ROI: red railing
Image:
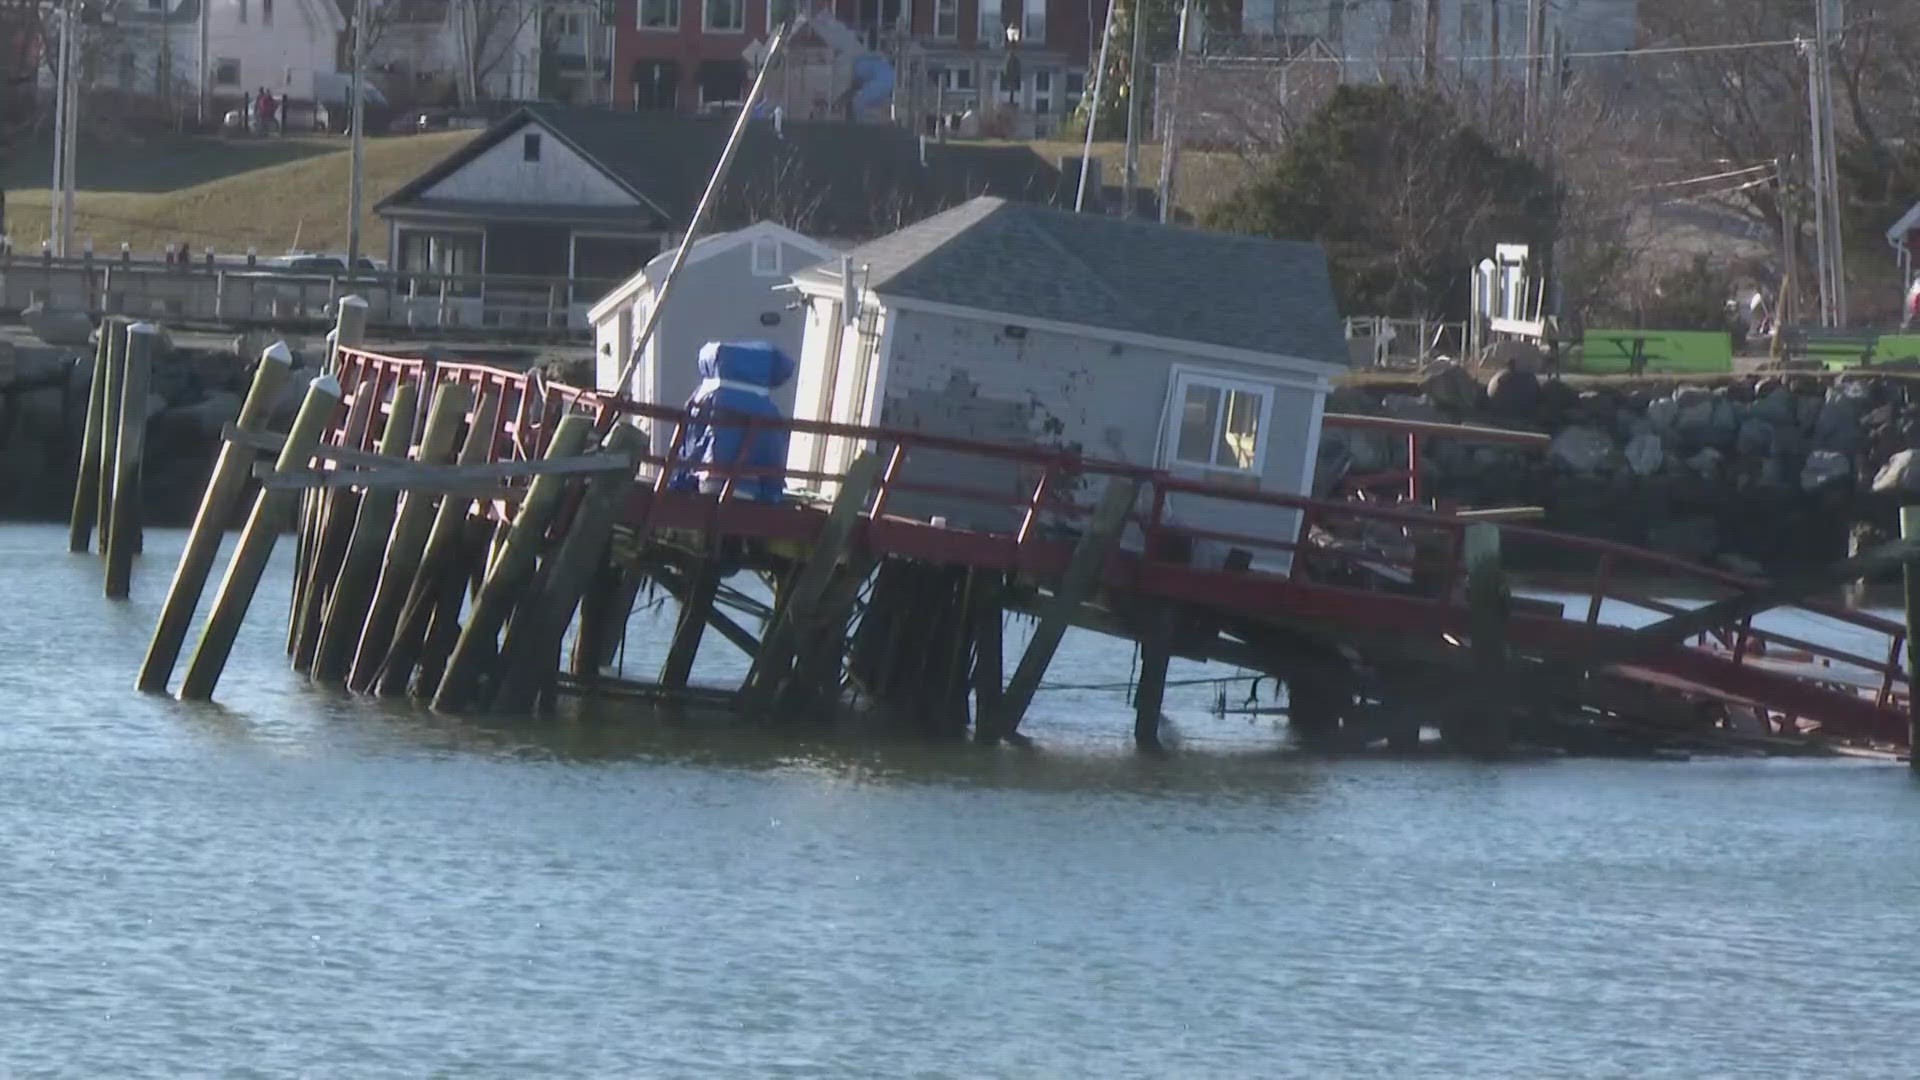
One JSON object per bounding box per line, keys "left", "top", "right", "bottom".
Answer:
{"left": 317, "top": 348, "right": 1911, "bottom": 734}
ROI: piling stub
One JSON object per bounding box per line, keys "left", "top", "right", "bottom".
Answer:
{"left": 347, "top": 382, "right": 473, "bottom": 692}
{"left": 137, "top": 341, "right": 294, "bottom": 691}
{"left": 432, "top": 413, "right": 594, "bottom": 714}
{"left": 179, "top": 375, "right": 344, "bottom": 702}
{"left": 310, "top": 381, "right": 420, "bottom": 685}
{"left": 327, "top": 295, "right": 369, "bottom": 373}
{"left": 67, "top": 326, "right": 110, "bottom": 553}
{"left": 492, "top": 422, "right": 645, "bottom": 713}
{"left": 1133, "top": 605, "right": 1175, "bottom": 752}
{"left": 1903, "top": 506, "right": 1920, "bottom": 770}
{"left": 103, "top": 324, "right": 159, "bottom": 600}
{"left": 1454, "top": 522, "right": 1510, "bottom": 757}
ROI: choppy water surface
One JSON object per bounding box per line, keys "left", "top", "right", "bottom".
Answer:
{"left": 5, "top": 523, "right": 1920, "bottom": 1077}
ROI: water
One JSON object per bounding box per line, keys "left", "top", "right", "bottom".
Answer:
{"left": 6, "top": 523, "right": 1920, "bottom": 1077}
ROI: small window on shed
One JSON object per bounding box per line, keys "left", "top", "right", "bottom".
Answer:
{"left": 523, "top": 133, "right": 542, "bottom": 162}
{"left": 751, "top": 237, "right": 781, "bottom": 277}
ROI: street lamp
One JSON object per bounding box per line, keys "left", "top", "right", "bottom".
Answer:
{"left": 1002, "top": 24, "right": 1022, "bottom": 109}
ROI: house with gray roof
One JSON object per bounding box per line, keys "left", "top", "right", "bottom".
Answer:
{"left": 784, "top": 196, "right": 1348, "bottom": 562}
{"left": 373, "top": 102, "right": 1062, "bottom": 328}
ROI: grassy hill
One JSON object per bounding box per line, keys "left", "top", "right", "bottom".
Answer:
{"left": 3, "top": 132, "right": 477, "bottom": 256}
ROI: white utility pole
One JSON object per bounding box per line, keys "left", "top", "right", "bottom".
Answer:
{"left": 1154, "top": 0, "right": 1191, "bottom": 225}
{"left": 61, "top": 37, "right": 77, "bottom": 259}
{"left": 1074, "top": 0, "right": 1117, "bottom": 212}
{"left": 1120, "top": 0, "right": 1145, "bottom": 217}
{"left": 347, "top": 0, "right": 368, "bottom": 271}
{"left": 1806, "top": 0, "right": 1847, "bottom": 328}
{"left": 1822, "top": 0, "right": 1847, "bottom": 326}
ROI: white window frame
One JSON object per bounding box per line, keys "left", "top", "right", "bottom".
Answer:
{"left": 978, "top": 0, "right": 1001, "bottom": 43}
{"left": 934, "top": 0, "right": 957, "bottom": 38}
{"left": 704, "top": 0, "right": 745, "bottom": 33}
{"left": 1164, "top": 366, "right": 1273, "bottom": 475}
{"left": 750, "top": 236, "right": 781, "bottom": 277}
{"left": 637, "top": 0, "right": 679, "bottom": 31}
{"left": 1022, "top": 0, "right": 1046, "bottom": 44}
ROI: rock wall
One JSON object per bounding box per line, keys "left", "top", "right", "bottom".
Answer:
{"left": 0, "top": 335, "right": 321, "bottom": 525}
{"left": 1321, "top": 366, "right": 1920, "bottom": 572}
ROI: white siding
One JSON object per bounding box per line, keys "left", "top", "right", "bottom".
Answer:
{"left": 422, "top": 123, "right": 639, "bottom": 206}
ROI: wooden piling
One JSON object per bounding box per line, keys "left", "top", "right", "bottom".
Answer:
{"left": 347, "top": 382, "right": 472, "bottom": 692}
{"left": 1459, "top": 522, "right": 1510, "bottom": 757}
{"left": 1133, "top": 606, "right": 1175, "bottom": 751}
{"left": 103, "top": 324, "right": 158, "bottom": 600}
{"left": 296, "top": 297, "right": 369, "bottom": 637}
{"left": 178, "top": 375, "right": 344, "bottom": 702}
{"left": 289, "top": 379, "right": 376, "bottom": 670}
{"left": 67, "top": 326, "right": 110, "bottom": 552}
{"left": 93, "top": 319, "right": 127, "bottom": 558}
{"left": 431, "top": 413, "right": 594, "bottom": 713}
{"left": 376, "top": 390, "right": 501, "bottom": 697}
{"left": 492, "top": 423, "right": 644, "bottom": 713}
{"left": 985, "top": 478, "right": 1138, "bottom": 745}
{"left": 309, "top": 381, "right": 420, "bottom": 685}
{"left": 1903, "top": 506, "right": 1920, "bottom": 770}
{"left": 970, "top": 569, "right": 1005, "bottom": 734}
{"left": 659, "top": 563, "right": 721, "bottom": 689}
{"left": 137, "top": 342, "right": 294, "bottom": 691}
{"left": 738, "top": 452, "right": 881, "bottom": 716}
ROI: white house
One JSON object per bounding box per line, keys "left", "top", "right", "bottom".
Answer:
{"left": 112, "top": 0, "right": 344, "bottom": 107}
{"left": 784, "top": 196, "right": 1349, "bottom": 566}
{"left": 588, "top": 220, "right": 839, "bottom": 456}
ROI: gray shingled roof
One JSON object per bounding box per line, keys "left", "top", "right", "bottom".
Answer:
{"left": 793, "top": 197, "right": 1349, "bottom": 364}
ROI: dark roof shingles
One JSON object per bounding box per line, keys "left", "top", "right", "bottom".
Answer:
{"left": 797, "top": 197, "right": 1348, "bottom": 364}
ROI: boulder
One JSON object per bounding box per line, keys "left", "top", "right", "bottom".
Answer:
{"left": 1551, "top": 425, "right": 1614, "bottom": 473}
{"left": 1814, "top": 399, "right": 1862, "bottom": 452}
{"left": 1381, "top": 394, "right": 1442, "bottom": 421}
{"left": 1326, "top": 385, "right": 1378, "bottom": 414}
{"left": 1536, "top": 377, "right": 1580, "bottom": 420}
{"left": 1624, "top": 430, "right": 1664, "bottom": 477}
{"left": 1648, "top": 515, "right": 1719, "bottom": 560}
{"left": 1736, "top": 418, "right": 1776, "bottom": 457}
{"left": 1646, "top": 397, "right": 1681, "bottom": 437}
{"left": 1673, "top": 386, "right": 1714, "bottom": 408}
{"left": 1486, "top": 368, "right": 1539, "bottom": 418}
{"left": 1686, "top": 448, "right": 1724, "bottom": 478}
{"left": 1748, "top": 388, "right": 1796, "bottom": 423}
{"left": 1481, "top": 339, "right": 1545, "bottom": 374}
{"left": 1872, "top": 449, "right": 1920, "bottom": 495}
{"left": 169, "top": 390, "right": 243, "bottom": 439}
{"left": 1801, "top": 449, "right": 1854, "bottom": 493}
{"left": 1420, "top": 361, "right": 1482, "bottom": 414}
{"left": 20, "top": 302, "right": 94, "bottom": 348}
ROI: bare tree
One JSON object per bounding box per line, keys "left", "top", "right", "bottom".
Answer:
{"left": 454, "top": 0, "right": 540, "bottom": 101}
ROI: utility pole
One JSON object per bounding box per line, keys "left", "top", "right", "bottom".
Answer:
{"left": 199, "top": 0, "right": 211, "bottom": 123}
{"left": 1074, "top": 0, "right": 1118, "bottom": 212}
{"left": 1155, "top": 0, "right": 1191, "bottom": 225}
{"left": 347, "top": 0, "right": 368, "bottom": 272}
{"left": 1522, "top": 0, "right": 1545, "bottom": 143}
{"left": 1822, "top": 0, "right": 1847, "bottom": 326}
{"left": 1120, "top": 0, "right": 1145, "bottom": 218}
{"left": 49, "top": 2, "right": 69, "bottom": 256}
{"left": 62, "top": 31, "right": 77, "bottom": 258}
{"left": 1421, "top": 0, "right": 1438, "bottom": 87}
{"left": 1805, "top": 0, "right": 1846, "bottom": 328}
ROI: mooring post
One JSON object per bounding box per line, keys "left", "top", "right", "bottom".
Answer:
{"left": 1460, "top": 522, "right": 1510, "bottom": 757}
{"left": 67, "top": 325, "right": 110, "bottom": 552}
{"left": 103, "top": 324, "right": 158, "bottom": 600}
{"left": 290, "top": 378, "right": 376, "bottom": 671}
{"left": 347, "top": 381, "right": 473, "bottom": 692}
{"left": 738, "top": 452, "right": 881, "bottom": 716}
{"left": 1903, "top": 506, "right": 1920, "bottom": 770}
{"left": 137, "top": 342, "right": 293, "bottom": 691}
{"left": 327, "top": 295, "right": 368, "bottom": 375}
{"left": 493, "top": 423, "right": 644, "bottom": 713}
{"left": 432, "top": 413, "right": 594, "bottom": 713}
{"left": 296, "top": 296, "right": 368, "bottom": 629}
{"left": 310, "top": 380, "right": 420, "bottom": 685}
{"left": 179, "top": 375, "right": 344, "bottom": 702}
{"left": 376, "top": 389, "right": 502, "bottom": 698}
{"left": 1133, "top": 606, "right": 1176, "bottom": 752}
{"left": 986, "top": 478, "right": 1138, "bottom": 745}
{"left": 93, "top": 319, "right": 127, "bottom": 559}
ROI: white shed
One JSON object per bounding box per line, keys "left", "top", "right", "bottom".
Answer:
{"left": 588, "top": 221, "right": 838, "bottom": 454}
{"left": 784, "top": 197, "right": 1350, "bottom": 568}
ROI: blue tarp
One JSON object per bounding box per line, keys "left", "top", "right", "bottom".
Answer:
{"left": 669, "top": 341, "right": 796, "bottom": 503}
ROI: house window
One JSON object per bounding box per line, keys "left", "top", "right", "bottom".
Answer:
{"left": 237, "top": 0, "right": 246, "bottom": 22}
{"left": 951, "top": 67, "right": 973, "bottom": 91}
{"left": 1064, "top": 70, "right": 1084, "bottom": 110}
{"left": 978, "top": 0, "right": 1000, "bottom": 42}
{"left": 934, "top": 0, "right": 957, "bottom": 38}
{"left": 1031, "top": 70, "right": 1051, "bottom": 114}
{"left": 751, "top": 237, "right": 781, "bottom": 276}
{"left": 1169, "top": 371, "right": 1270, "bottom": 473}
{"left": 1022, "top": 0, "right": 1046, "bottom": 44}
{"left": 214, "top": 58, "right": 241, "bottom": 86}
{"left": 638, "top": 0, "right": 678, "bottom": 30}
{"left": 705, "top": 0, "right": 744, "bottom": 32}
{"left": 768, "top": 0, "right": 796, "bottom": 31}
{"left": 262, "top": 0, "right": 273, "bottom": 24}
{"left": 523, "top": 133, "right": 542, "bottom": 161}
{"left": 926, "top": 65, "right": 943, "bottom": 87}
{"left": 144, "top": 0, "right": 162, "bottom": 10}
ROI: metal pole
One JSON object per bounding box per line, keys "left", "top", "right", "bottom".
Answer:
{"left": 49, "top": 4, "right": 69, "bottom": 257}
{"left": 347, "top": 0, "right": 368, "bottom": 272}
{"left": 613, "top": 21, "right": 797, "bottom": 395}
{"left": 1074, "top": 0, "right": 1117, "bottom": 212}
{"left": 1154, "top": 0, "right": 1190, "bottom": 225}
{"left": 1523, "top": 0, "right": 1544, "bottom": 142}
{"left": 61, "top": 28, "right": 78, "bottom": 260}
{"left": 1806, "top": 37, "right": 1833, "bottom": 328}
{"left": 199, "top": 0, "right": 211, "bottom": 124}
{"left": 1121, "top": 0, "right": 1145, "bottom": 218}
{"left": 1821, "top": 0, "right": 1847, "bottom": 326}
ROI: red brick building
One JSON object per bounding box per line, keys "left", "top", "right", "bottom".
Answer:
{"left": 612, "top": 0, "right": 1108, "bottom": 137}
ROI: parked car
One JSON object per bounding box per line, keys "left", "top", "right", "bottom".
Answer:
{"left": 266, "top": 252, "right": 384, "bottom": 274}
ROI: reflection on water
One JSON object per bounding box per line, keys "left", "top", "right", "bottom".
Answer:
{"left": 5, "top": 524, "right": 1920, "bottom": 1077}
